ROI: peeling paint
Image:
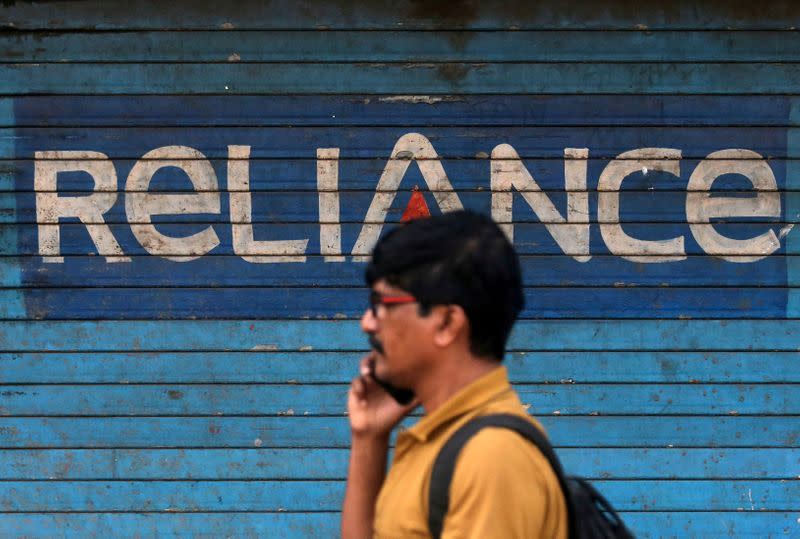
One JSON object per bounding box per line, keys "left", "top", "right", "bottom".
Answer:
{"left": 379, "top": 95, "right": 444, "bottom": 104}
{"left": 251, "top": 344, "right": 278, "bottom": 351}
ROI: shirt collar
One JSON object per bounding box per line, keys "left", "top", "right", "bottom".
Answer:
{"left": 404, "top": 366, "right": 512, "bottom": 443}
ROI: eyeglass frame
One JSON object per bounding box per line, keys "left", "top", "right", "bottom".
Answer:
{"left": 368, "top": 290, "right": 417, "bottom": 317}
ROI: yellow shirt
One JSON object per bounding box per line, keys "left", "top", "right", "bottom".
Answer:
{"left": 373, "top": 366, "right": 568, "bottom": 539}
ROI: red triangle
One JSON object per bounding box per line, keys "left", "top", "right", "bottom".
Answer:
{"left": 401, "top": 188, "right": 432, "bottom": 222}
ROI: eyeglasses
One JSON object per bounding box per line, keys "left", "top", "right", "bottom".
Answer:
{"left": 368, "top": 290, "right": 417, "bottom": 317}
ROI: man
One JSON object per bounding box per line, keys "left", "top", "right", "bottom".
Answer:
{"left": 341, "top": 210, "right": 568, "bottom": 539}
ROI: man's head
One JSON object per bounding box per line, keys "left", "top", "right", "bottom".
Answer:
{"left": 363, "top": 210, "right": 524, "bottom": 382}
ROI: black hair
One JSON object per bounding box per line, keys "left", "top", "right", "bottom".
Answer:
{"left": 366, "top": 210, "right": 524, "bottom": 360}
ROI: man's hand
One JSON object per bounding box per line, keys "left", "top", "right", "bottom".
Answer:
{"left": 342, "top": 355, "right": 419, "bottom": 538}
{"left": 347, "top": 355, "right": 418, "bottom": 439}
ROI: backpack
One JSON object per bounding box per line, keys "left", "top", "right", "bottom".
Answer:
{"left": 428, "top": 414, "right": 635, "bottom": 539}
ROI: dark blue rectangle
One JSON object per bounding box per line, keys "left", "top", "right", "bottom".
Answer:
{"left": 13, "top": 95, "right": 789, "bottom": 319}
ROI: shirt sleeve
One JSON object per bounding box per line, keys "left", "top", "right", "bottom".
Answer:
{"left": 440, "top": 426, "right": 568, "bottom": 539}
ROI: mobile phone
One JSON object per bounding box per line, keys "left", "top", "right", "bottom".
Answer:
{"left": 368, "top": 358, "right": 416, "bottom": 405}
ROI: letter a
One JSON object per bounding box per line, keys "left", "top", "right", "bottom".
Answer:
{"left": 351, "top": 133, "right": 463, "bottom": 261}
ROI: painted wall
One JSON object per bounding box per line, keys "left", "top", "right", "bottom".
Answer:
{"left": 0, "top": 1, "right": 798, "bottom": 536}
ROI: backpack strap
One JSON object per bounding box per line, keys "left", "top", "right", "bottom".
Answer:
{"left": 427, "top": 413, "right": 575, "bottom": 539}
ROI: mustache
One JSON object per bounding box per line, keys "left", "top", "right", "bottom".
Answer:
{"left": 368, "top": 334, "right": 384, "bottom": 354}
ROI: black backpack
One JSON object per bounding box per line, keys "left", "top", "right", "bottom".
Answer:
{"left": 428, "top": 414, "right": 635, "bottom": 539}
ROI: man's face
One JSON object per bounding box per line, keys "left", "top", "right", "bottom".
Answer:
{"left": 361, "top": 279, "right": 435, "bottom": 388}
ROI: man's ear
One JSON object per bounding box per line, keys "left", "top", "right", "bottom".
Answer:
{"left": 433, "top": 305, "right": 468, "bottom": 348}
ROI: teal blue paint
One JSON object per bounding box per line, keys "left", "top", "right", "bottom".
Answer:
{"left": 0, "top": 480, "right": 344, "bottom": 512}
{"left": 0, "top": 173, "right": 13, "bottom": 191}
{"left": 6, "top": 31, "right": 800, "bottom": 63}
{"left": 0, "top": 448, "right": 351, "bottom": 480}
{"left": 0, "top": 416, "right": 795, "bottom": 448}
{"left": 0, "top": 384, "right": 794, "bottom": 416}
{"left": 0, "top": 100, "right": 24, "bottom": 320}
{"left": 0, "top": 512, "right": 793, "bottom": 539}
{"left": 2, "top": 350, "right": 798, "bottom": 383}
{"left": 0, "top": 194, "right": 13, "bottom": 222}
{"left": 0, "top": 100, "right": 12, "bottom": 130}
{"left": 0, "top": 513, "right": 340, "bottom": 539}
{"left": 0, "top": 172, "right": 15, "bottom": 192}
{"left": 5, "top": 63, "right": 800, "bottom": 94}
{"left": 624, "top": 513, "right": 799, "bottom": 539}
{"left": 0, "top": 479, "right": 793, "bottom": 511}
{"left": 2, "top": 320, "right": 799, "bottom": 351}
{"left": 0, "top": 448, "right": 794, "bottom": 480}
{"left": 11, "top": 95, "right": 796, "bottom": 128}
{"left": 0, "top": 128, "right": 14, "bottom": 159}
{"left": 0, "top": 260, "right": 24, "bottom": 287}
{"left": 787, "top": 101, "right": 800, "bottom": 317}
{"left": 0, "top": 291, "right": 26, "bottom": 319}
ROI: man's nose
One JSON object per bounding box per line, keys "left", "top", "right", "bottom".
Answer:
{"left": 361, "top": 307, "right": 378, "bottom": 333}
